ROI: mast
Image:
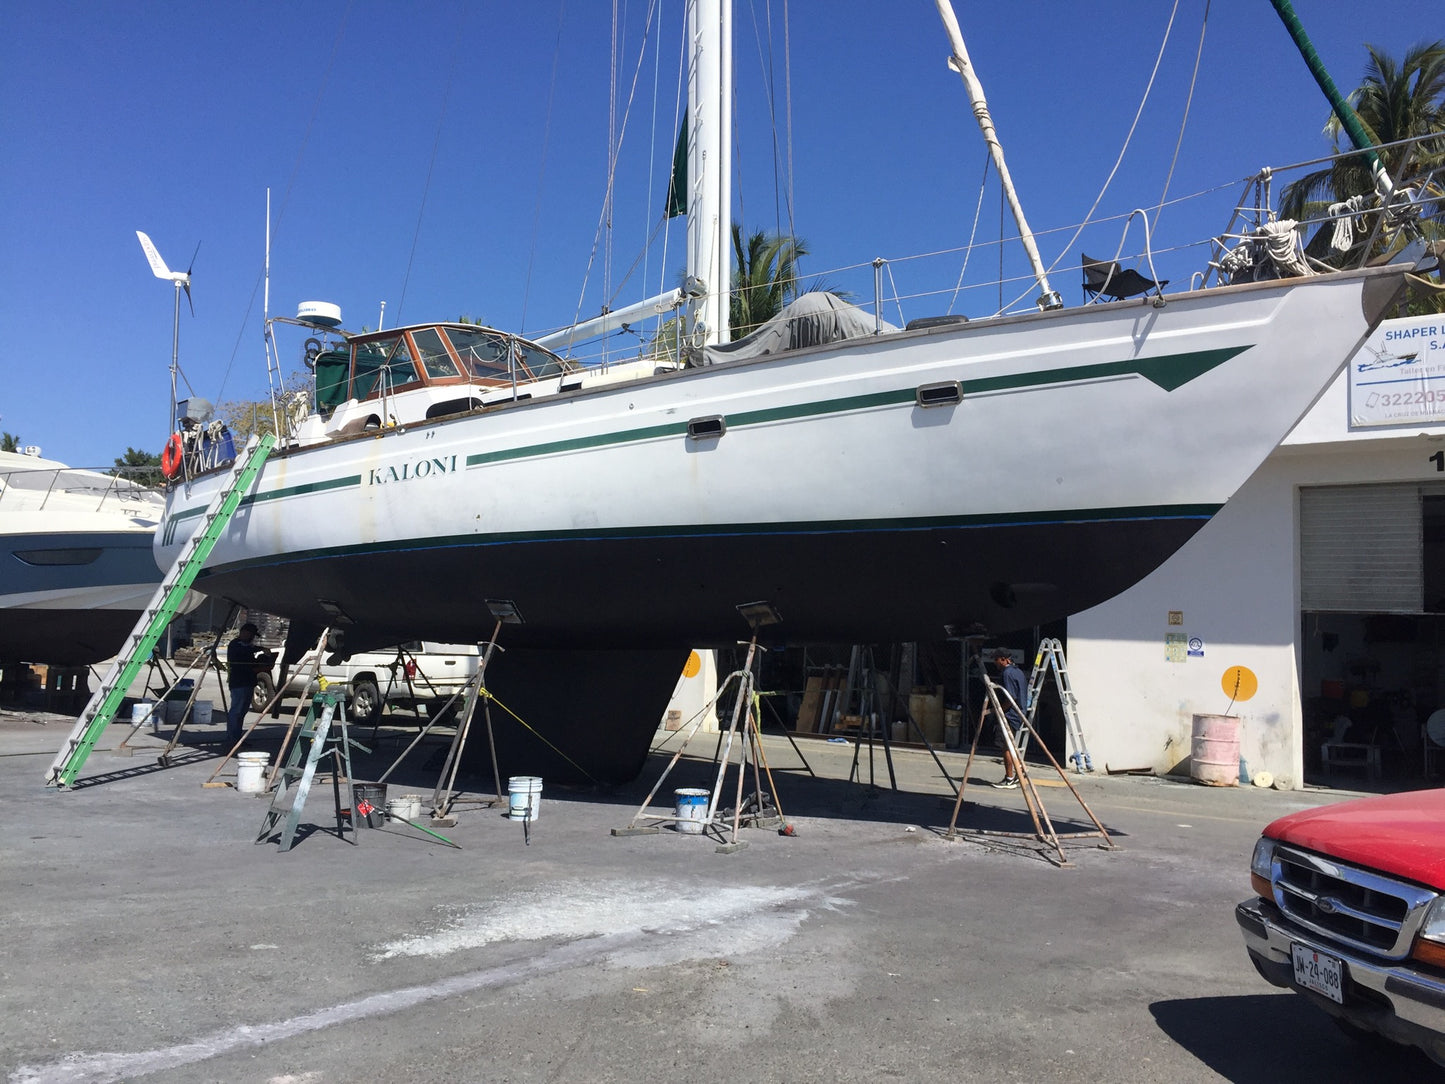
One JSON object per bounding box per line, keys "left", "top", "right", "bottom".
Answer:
{"left": 1268, "top": 0, "right": 1394, "bottom": 201}
{"left": 687, "top": 0, "right": 731, "bottom": 346}
{"left": 933, "top": 1, "right": 1062, "bottom": 312}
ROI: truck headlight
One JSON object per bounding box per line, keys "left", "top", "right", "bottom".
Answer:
{"left": 1414, "top": 898, "right": 1445, "bottom": 969}
{"left": 1250, "top": 837, "right": 1275, "bottom": 898}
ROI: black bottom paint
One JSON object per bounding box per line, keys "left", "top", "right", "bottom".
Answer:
{"left": 200, "top": 515, "right": 1209, "bottom": 781}
{"left": 457, "top": 646, "right": 692, "bottom": 785}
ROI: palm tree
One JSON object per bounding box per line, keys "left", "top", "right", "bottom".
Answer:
{"left": 1280, "top": 40, "right": 1445, "bottom": 271}
{"left": 729, "top": 225, "right": 809, "bottom": 340}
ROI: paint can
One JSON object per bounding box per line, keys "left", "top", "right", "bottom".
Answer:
{"left": 163, "top": 679, "right": 194, "bottom": 721}
{"left": 131, "top": 700, "right": 157, "bottom": 732}
{"left": 507, "top": 776, "right": 543, "bottom": 821}
{"left": 352, "top": 782, "right": 387, "bottom": 827}
{"left": 387, "top": 793, "right": 424, "bottom": 823}
{"left": 191, "top": 700, "right": 213, "bottom": 726}
{"left": 1190, "top": 714, "right": 1241, "bottom": 787}
{"left": 236, "top": 751, "right": 270, "bottom": 794}
{"left": 674, "top": 787, "right": 710, "bottom": 834}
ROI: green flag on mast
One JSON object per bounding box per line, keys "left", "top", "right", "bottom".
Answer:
{"left": 665, "top": 112, "right": 687, "bottom": 218}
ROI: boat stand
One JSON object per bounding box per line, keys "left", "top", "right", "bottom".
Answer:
{"left": 944, "top": 661, "right": 1115, "bottom": 869}
{"left": 199, "top": 627, "right": 332, "bottom": 790}
{"left": 841, "top": 643, "right": 959, "bottom": 802}
{"left": 375, "top": 609, "right": 515, "bottom": 822}
{"left": 115, "top": 604, "right": 243, "bottom": 763}
{"left": 614, "top": 609, "right": 794, "bottom": 852}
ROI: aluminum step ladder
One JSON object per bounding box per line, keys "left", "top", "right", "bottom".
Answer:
{"left": 1020, "top": 638, "right": 1093, "bottom": 772}
{"left": 256, "top": 689, "right": 364, "bottom": 851}
{"left": 45, "top": 433, "right": 276, "bottom": 787}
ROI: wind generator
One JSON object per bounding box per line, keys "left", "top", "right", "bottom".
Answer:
{"left": 135, "top": 230, "right": 199, "bottom": 433}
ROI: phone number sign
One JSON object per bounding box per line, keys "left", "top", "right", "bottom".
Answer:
{"left": 1349, "top": 315, "right": 1445, "bottom": 428}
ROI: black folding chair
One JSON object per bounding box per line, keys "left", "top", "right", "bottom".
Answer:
{"left": 1081, "top": 253, "right": 1167, "bottom": 303}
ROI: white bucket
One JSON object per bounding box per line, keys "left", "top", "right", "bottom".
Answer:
{"left": 507, "top": 776, "right": 543, "bottom": 821}
{"left": 674, "top": 787, "right": 710, "bottom": 834}
{"left": 131, "top": 701, "right": 157, "bottom": 731}
{"left": 236, "top": 751, "right": 270, "bottom": 794}
{"left": 387, "top": 794, "right": 424, "bottom": 822}
{"left": 192, "top": 700, "right": 213, "bottom": 726}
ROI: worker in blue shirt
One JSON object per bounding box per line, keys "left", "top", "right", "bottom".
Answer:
{"left": 225, "top": 622, "right": 270, "bottom": 744}
{"left": 990, "top": 648, "right": 1028, "bottom": 789}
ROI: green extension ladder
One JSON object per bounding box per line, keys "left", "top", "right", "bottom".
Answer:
{"left": 45, "top": 433, "right": 276, "bottom": 787}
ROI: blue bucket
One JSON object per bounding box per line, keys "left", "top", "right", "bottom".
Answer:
{"left": 674, "top": 788, "right": 710, "bottom": 834}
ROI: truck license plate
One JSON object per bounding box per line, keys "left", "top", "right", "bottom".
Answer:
{"left": 1291, "top": 943, "right": 1344, "bottom": 1004}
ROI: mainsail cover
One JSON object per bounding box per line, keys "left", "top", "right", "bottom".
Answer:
{"left": 701, "top": 292, "right": 896, "bottom": 364}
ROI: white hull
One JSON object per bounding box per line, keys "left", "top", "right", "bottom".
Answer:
{"left": 158, "top": 269, "right": 1401, "bottom": 649}
{"left": 1, "top": 453, "right": 166, "bottom": 666}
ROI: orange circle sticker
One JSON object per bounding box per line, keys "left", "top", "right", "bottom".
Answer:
{"left": 1221, "top": 666, "right": 1257, "bottom": 702}
{"left": 682, "top": 651, "right": 702, "bottom": 679}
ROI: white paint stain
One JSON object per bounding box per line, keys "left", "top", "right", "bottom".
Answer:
{"left": 372, "top": 878, "right": 823, "bottom": 961}
{"left": 10, "top": 879, "right": 842, "bottom": 1084}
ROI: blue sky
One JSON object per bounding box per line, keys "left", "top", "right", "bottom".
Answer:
{"left": 1, "top": 1, "right": 1438, "bottom": 467}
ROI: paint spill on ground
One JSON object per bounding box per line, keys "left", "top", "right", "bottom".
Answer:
{"left": 373, "top": 878, "right": 827, "bottom": 961}
{"left": 10, "top": 878, "right": 850, "bottom": 1084}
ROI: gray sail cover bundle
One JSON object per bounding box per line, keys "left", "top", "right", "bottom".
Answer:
{"left": 701, "top": 292, "right": 896, "bottom": 364}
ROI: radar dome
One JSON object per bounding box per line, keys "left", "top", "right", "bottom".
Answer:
{"left": 296, "top": 301, "right": 342, "bottom": 328}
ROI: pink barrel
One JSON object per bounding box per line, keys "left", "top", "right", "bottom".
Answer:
{"left": 1191, "top": 714, "right": 1241, "bottom": 786}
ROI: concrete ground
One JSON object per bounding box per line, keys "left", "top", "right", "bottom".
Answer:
{"left": 2, "top": 674, "right": 1437, "bottom": 1083}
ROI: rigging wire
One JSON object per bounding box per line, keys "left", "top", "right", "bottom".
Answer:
{"left": 987, "top": 0, "right": 1183, "bottom": 314}
{"left": 394, "top": 31, "right": 464, "bottom": 328}
{"left": 521, "top": 2, "right": 571, "bottom": 335}
{"left": 641, "top": 0, "right": 665, "bottom": 309}
{"left": 1036, "top": 0, "right": 1182, "bottom": 281}
{"left": 945, "top": 152, "right": 993, "bottom": 315}
{"left": 214, "top": 0, "right": 352, "bottom": 403}
{"left": 564, "top": 1, "right": 662, "bottom": 335}
{"left": 1153, "top": 0, "right": 1211, "bottom": 232}
{"left": 782, "top": 0, "right": 795, "bottom": 241}
{"left": 606, "top": 0, "right": 620, "bottom": 313}
{"left": 742, "top": 2, "right": 796, "bottom": 267}
{"left": 655, "top": 16, "right": 687, "bottom": 302}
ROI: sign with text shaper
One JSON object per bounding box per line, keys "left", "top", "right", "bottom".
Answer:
{"left": 1349, "top": 314, "right": 1445, "bottom": 428}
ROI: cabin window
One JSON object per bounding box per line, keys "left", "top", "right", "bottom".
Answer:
{"left": 514, "top": 340, "right": 568, "bottom": 381}
{"left": 415, "top": 328, "right": 460, "bottom": 380}
{"left": 351, "top": 334, "right": 420, "bottom": 400}
{"left": 351, "top": 338, "right": 396, "bottom": 400}
{"left": 381, "top": 337, "right": 419, "bottom": 389}
{"left": 447, "top": 328, "right": 513, "bottom": 380}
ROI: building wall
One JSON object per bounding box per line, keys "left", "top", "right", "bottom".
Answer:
{"left": 1067, "top": 372, "right": 1444, "bottom": 787}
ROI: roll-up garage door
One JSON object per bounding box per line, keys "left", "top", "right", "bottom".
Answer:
{"left": 1299, "top": 484, "right": 1422, "bottom": 612}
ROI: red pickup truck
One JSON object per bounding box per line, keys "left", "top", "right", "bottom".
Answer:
{"left": 1236, "top": 788, "right": 1445, "bottom": 1066}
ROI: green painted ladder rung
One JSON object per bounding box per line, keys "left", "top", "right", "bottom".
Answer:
{"left": 45, "top": 433, "right": 276, "bottom": 788}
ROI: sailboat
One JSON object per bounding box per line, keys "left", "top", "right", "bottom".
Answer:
{"left": 154, "top": 2, "right": 1421, "bottom": 782}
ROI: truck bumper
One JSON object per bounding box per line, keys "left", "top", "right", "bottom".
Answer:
{"left": 1236, "top": 896, "right": 1445, "bottom": 1066}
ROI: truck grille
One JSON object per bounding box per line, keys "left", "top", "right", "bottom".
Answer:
{"left": 1271, "top": 843, "right": 1437, "bottom": 960}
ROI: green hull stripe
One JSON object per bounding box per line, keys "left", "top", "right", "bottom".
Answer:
{"left": 465, "top": 345, "right": 1250, "bottom": 467}
{"left": 189, "top": 503, "right": 1222, "bottom": 575}
{"left": 168, "top": 473, "right": 362, "bottom": 524}
{"left": 248, "top": 474, "right": 362, "bottom": 504}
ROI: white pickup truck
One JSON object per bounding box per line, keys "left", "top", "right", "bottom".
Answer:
{"left": 263, "top": 641, "right": 480, "bottom": 724}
